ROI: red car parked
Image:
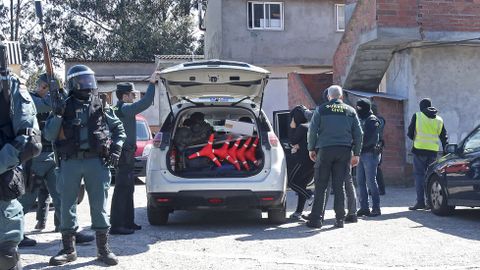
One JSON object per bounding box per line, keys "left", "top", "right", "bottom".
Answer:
{"left": 133, "top": 114, "right": 154, "bottom": 177}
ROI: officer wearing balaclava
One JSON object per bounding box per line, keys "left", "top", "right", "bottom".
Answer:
{"left": 355, "top": 98, "right": 382, "bottom": 217}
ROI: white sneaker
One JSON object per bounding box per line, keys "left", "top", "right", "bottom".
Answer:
{"left": 289, "top": 212, "right": 302, "bottom": 219}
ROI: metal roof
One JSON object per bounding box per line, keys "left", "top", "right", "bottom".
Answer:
{"left": 155, "top": 55, "right": 204, "bottom": 60}
{"left": 65, "top": 58, "right": 155, "bottom": 63}
{"left": 344, "top": 89, "right": 407, "bottom": 101}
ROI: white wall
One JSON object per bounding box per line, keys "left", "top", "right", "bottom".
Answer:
{"left": 385, "top": 45, "right": 480, "bottom": 160}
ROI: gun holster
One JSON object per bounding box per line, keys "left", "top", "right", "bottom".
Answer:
{"left": 0, "top": 167, "right": 25, "bottom": 201}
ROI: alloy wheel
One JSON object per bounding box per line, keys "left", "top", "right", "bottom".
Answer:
{"left": 430, "top": 180, "right": 444, "bottom": 210}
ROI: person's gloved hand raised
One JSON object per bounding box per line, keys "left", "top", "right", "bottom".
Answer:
{"left": 107, "top": 144, "right": 122, "bottom": 167}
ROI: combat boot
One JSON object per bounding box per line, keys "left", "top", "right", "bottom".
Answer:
{"left": 0, "top": 241, "right": 21, "bottom": 270}
{"left": 96, "top": 231, "right": 118, "bottom": 266}
{"left": 49, "top": 232, "right": 77, "bottom": 266}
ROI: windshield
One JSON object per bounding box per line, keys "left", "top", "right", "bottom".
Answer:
{"left": 462, "top": 127, "right": 480, "bottom": 153}
{"left": 136, "top": 120, "right": 150, "bottom": 141}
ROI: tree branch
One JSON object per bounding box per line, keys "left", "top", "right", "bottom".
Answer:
{"left": 67, "top": 8, "right": 115, "bottom": 33}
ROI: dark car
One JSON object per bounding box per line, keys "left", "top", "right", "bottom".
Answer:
{"left": 425, "top": 125, "right": 480, "bottom": 216}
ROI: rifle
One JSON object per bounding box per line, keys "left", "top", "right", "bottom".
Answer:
{"left": 34, "top": 0, "right": 62, "bottom": 108}
{"left": 0, "top": 41, "right": 10, "bottom": 104}
{"left": 34, "top": 0, "right": 65, "bottom": 165}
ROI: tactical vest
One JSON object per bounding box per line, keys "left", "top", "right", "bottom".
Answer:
{"left": 30, "top": 93, "right": 52, "bottom": 150}
{"left": 0, "top": 93, "right": 14, "bottom": 148}
{"left": 55, "top": 96, "right": 110, "bottom": 156}
{"left": 414, "top": 112, "right": 443, "bottom": 152}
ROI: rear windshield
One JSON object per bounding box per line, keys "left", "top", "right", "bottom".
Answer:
{"left": 136, "top": 120, "right": 150, "bottom": 141}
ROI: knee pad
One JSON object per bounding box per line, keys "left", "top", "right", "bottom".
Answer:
{"left": 0, "top": 242, "right": 20, "bottom": 270}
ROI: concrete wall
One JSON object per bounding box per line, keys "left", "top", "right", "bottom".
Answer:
{"left": 385, "top": 45, "right": 480, "bottom": 162}
{"left": 205, "top": 0, "right": 344, "bottom": 66}
{"left": 204, "top": 0, "right": 223, "bottom": 60}
{"left": 259, "top": 66, "right": 331, "bottom": 121}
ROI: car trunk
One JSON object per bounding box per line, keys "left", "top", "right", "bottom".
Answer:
{"left": 168, "top": 106, "right": 266, "bottom": 178}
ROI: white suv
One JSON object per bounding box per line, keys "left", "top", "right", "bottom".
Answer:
{"left": 146, "top": 60, "right": 287, "bottom": 225}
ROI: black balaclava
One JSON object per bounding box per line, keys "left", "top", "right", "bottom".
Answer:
{"left": 190, "top": 112, "right": 205, "bottom": 124}
{"left": 419, "top": 98, "right": 432, "bottom": 111}
{"left": 356, "top": 98, "right": 372, "bottom": 119}
{"left": 290, "top": 106, "right": 307, "bottom": 125}
{"left": 72, "top": 89, "right": 95, "bottom": 101}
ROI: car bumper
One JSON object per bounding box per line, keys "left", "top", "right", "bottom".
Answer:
{"left": 148, "top": 190, "right": 286, "bottom": 211}
{"left": 134, "top": 156, "right": 147, "bottom": 177}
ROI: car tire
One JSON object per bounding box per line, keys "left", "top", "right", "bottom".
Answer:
{"left": 428, "top": 177, "right": 455, "bottom": 216}
{"left": 147, "top": 200, "right": 170, "bottom": 225}
{"left": 267, "top": 201, "right": 286, "bottom": 224}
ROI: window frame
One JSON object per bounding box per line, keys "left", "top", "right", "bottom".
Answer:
{"left": 247, "top": 1, "right": 284, "bottom": 31}
{"left": 335, "top": 3, "right": 345, "bottom": 32}
{"left": 461, "top": 126, "right": 480, "bottom": 154}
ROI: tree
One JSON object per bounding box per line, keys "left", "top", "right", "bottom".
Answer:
{"left": 0, "top": 0, "right": 200, "bottom": 74}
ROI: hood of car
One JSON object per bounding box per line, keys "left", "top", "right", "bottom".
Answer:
{"left": 159, "top": 60, "right": 270, "bottom": 105}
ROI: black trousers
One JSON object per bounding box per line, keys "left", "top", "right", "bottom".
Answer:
{"left": 288, "top": 161, "right": 314, "bottom": 213}
{"left": 110, "top": 147, "right": 136, "bottom": 228}
{"left": 376, "top": 153, "right": 385, "bottom": 193}
{"left": 310, "top": 146, "right": 351, "bottom": 221}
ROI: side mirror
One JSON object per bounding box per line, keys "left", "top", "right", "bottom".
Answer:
{"left": 445, "top": 144, "right": 458, "bottom": 154}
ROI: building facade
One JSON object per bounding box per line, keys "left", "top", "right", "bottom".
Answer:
{"left": 204, "top": 0, "right": 346, "bottom": 120}
{"left": 334, "top": 0, "right": 480, "bottom": 184}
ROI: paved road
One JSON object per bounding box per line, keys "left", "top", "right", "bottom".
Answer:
{"left": 20, "top": 184, "right": 480, "bottom": 270}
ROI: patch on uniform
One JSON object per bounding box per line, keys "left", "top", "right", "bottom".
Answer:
{"left": 375, "top": 122, "right": 380, "bottom": 127}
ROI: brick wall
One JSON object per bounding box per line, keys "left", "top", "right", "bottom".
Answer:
{"left": 376, "top": 0, "right": 418, "bottom": 28}
{"left": 287, "top": 73, "right": 317, "bottom": 109}
{"left": 372, "top": 97, "right": 407, "bottom": 185}
{"left": 377, "top": 0, "right": 480, "bottom": 31}
{"left": 298, "top": 73, "right": 333, "bottom": 105}
{"left": 333, "top": 0, "right": 377, "bottom": 85}
{"left": 418, "top": 0, "right": 480, "bottom": 32}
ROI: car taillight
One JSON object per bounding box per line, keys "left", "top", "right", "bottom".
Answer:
{"left": 142, "top": 144, "right": 153, "bottom": 157}
{"left": 153, "top": 132, "right": 163, "bottom": 148}
{"left": 268, "top": 132, "right": 279, "bottom": 147}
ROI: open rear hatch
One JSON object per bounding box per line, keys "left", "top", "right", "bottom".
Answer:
{"left": 168, "top": 106, "right": 267, "bottom": 178}
{"left": 160, "top": 60, "right": 270, "bottom": 113}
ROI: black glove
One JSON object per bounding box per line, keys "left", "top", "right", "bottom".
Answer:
{"left": 107, "top": 144, "right": 122, "bottom": 167}
{"left": 53, "top": 96, "right": 66, "bottom": 116}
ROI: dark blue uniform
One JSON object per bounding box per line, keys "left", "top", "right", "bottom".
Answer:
{"left": 110, "top": 82, "right": 155, "bottom": 233}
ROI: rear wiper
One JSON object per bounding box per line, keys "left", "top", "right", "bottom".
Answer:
{"left": 181, "top": 97, "right": 204, "bottom": 106}
{"left": 231, "top": 96, "right": 250, "bottom": 106}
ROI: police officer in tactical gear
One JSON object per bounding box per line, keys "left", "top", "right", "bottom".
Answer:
{"left": 110, "top": 73, "right": 157, "bottom": 235}
{"left": 407, "top": 98, "right": 448, "bottom": 210}
{"left": 306, "top": 85, "right": 363, "bottom": 229}
{"left": 0, "top": 42, "right": 42, "bottom": 270}
{"left": 43, "top": 64, "right": 126, "bottom": 266}
{"left": 18, "top": 74, "right": 94, "bottom": 247}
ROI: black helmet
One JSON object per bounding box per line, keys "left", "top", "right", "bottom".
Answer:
{"left": 66, "top": 64, "right": 97, "bottom": 100}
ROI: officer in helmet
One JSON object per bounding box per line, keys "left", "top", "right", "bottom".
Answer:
{"left": 43, "top": 64, "right": 126, "bottom": 266}
{"left": 0, "top": 41, "right": 42, "bottom": 270}
{"left": 17, "top": 73, "right": 94, "bottom": 248}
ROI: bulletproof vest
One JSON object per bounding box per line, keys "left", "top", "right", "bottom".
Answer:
{"left": 37, "top": 112, "right": 51, "bottom": 148}
{"left": 31, "top": 93, "right": 52, "bottom": 149}
{"left": 55, "top": 96, "right": 110, "bottom": 156}
{"left": 0, "top": 93, "right": 14, "bottom": 148}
